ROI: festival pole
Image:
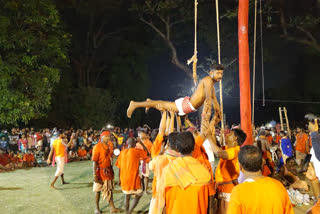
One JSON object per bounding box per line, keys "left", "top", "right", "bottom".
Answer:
{"left": 238, "top": 0, "right": 253, "bottom": 145}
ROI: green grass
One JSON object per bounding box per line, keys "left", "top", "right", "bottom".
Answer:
{"left": 0, "top": 161, "right": 151, "bottom": 214}
{"left": 0, "top": 160, "right": 313, "bottom": 214}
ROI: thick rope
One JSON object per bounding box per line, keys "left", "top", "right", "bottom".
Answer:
{"left": 187, "top": 0, "right": 198, "bottom": 86}
{"left": 252, "top": 0, "right": 257, "bottom": 126}
{"left": 260, "top": 0, "right": 265, "bottom": 106}
{"left": 215, "top": 0, "right": 224, "bottom": 133}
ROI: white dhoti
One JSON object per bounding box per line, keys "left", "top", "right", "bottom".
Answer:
{"left": 54, "top": 156, "right": 65, "bottom": 177}
{"left": 175, "top": 97, "right": 197, "bottom": 116}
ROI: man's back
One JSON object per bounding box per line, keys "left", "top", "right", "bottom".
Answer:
{"left": 227, "top": 177, "right": 293, "bottom": 214}
{"left": 164, "top": 157, "right": 211, "bottom": 214}
{"left": 115, "top": 148, "right": 147, "bottom": 191}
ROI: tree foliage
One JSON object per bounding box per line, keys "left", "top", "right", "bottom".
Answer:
{"left": 0, "top": 0, "right": 70, "bottom": 125}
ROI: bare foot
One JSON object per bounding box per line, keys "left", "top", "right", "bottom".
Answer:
{"left": 145, "top": 98, "right": 151, "bottom": 114}
{"left": 50, "top": 185, "right": 57, "bottom": 190}
{"left": 127, "top": 101, "right": 136, "bottom": 118}
{"left": 110, "top": 208, "right": 122, "bottom": 213}
{"left": 62, "top": 181, "right": 69, "bottom": 185}
{"left": 94, "top": 209, "right": 102, "bottom": 214}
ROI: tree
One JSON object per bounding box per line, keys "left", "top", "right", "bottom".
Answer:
{"left": 131, "top": 0, "right": 195, "bottom": 79}
{"left": 0, "top": 0, "right": 70, "bottom": 125}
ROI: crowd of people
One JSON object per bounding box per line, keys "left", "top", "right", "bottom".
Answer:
{"left": 1, "top": 116, "right": 320, "bottom": 214}
{"left": 0, "top": 127, "right": 126, "bottom": 171}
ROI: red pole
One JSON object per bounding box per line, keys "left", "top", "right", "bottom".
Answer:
{"left": 238, "top": 0, "right": 253, "bottom": 145}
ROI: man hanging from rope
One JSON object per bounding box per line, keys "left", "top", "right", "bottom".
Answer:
{"left": 127, "top": 63, "right": 224, "bottom": 125}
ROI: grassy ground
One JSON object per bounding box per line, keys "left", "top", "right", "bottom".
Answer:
{"left": 0, "top": 160, "right": 313, "bottom": 214}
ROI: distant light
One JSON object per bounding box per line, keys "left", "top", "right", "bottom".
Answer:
{"left": 107, "top": 124, "right": 112, "bottom": 128}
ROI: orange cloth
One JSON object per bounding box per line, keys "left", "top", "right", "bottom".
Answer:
{"left": 164, "top": 157, "right": 211, "bottom": 214}
{"left": 193, "top": 135, "right": 216, "bottom": 195}
{"left": 295, "top": 133, "right": 309, "bottom": 153}
{"left": 115, "top": 148, "right": 147, "bottom": 191}
{"left": 307, "top": 198, "right": 320, "bottom": 214}
{"left": 149, "top": 150, "right": 179, "bottom": 198}
{"left": 267, "top": 135, "right": 273, "bottom": 144}
{"left": 11, "top": 157, "right": 22, "bottom": 164}
{"left": 227, "top": 177, "right": 294, "bottom": 214}
{"left": 276, "top": 135, "right": 281, "bottom": 144}
{"left": 23, "top": 154, "right": 35, "bottom": 162}
{"left": 151, "top": 134, "right": 164, "bottom": 158}
{"left": 52, "top": 138, "right": 65, "bottom": 157}
{"left": 215, "top": 146, "right": 240, "bottom": 193}
{"left": 136, "top": 139, "right": 153, "bottom": 155}
{"left": 262, "top": 164, "right": 272, "bottom": 176}
{"left": 78, "top": 149, "right": 87, "bottom": 157}
{"left": 92, "top": 141, "right": 113, "bottom": 181}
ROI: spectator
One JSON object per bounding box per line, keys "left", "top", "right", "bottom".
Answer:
{"left": 227, "top": 145, "right": 294, "bottom": 214}
{"left": 23, "top": 150, "right": 35, "bottom": 167}
{"left": 279, "top": 131, "right": 293, "bottom": 164}
{"left": 278, "top": 157, "right": 308, "bottom": 191}
{"left": 0, "top": 136, "right": 8, "bottom": 151}
{"left": 78, "top": 146, "right": 88, "bottom": 160}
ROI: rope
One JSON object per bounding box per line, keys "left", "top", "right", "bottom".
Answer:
{"left": 252, "top": 0, "right": 257, "bottom": 126}
{"left": 215, "top": 0, "right": 224, "bottom": 132}
{"left": 187, "top": 0, "right": 198, "bottom": 86}
{"left": 260, "top": 0, "right": 265, "bottom": 107}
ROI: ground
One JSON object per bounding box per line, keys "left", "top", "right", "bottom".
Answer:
{"left": 0, "top": 160, "right": 313, "bottom": 214}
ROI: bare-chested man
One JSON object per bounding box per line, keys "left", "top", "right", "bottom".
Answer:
{"left": 127, "top": 63, "right": 224, "bottom": 124}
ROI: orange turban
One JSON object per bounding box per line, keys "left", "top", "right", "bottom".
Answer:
{"left": 100, "top": 131, "right": 110, "bottom": 137}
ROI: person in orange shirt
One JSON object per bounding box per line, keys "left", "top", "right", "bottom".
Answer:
{"left": 295, "top": 127, "right": 309, "bottom": 167}
{"left": 149, "top": 131, "right": 179, "bottom": 213}
{"left": 47, "top": 130, "right": 72, "bottom": 189}
{"left": 23, "top": 150, "right": 35, "bottom": 167}
{"left": 186, "top": 112, "right": 217, "bottom": 214}
{"left": 78, "top": 145, "right": 88, "bottom": 160}
{"left": 11, "top": 152, "right": 23, "bottom": 168}
{"left": 92, "top": 130, "right": 120, "bottom": 214}
{"left": 115, "top": 137, "right": 149, "bottom": 214}
{"left": 160, "top": 131, "right": 211, "bottom": 214}
{"left": 209, "top": 128, "right": 247, "bottom": 214}
{"left": 137, "top": 127, "right": 153, "bottom": 194}
{"left": 227, "top": 145, "right": 294, "bottom": 214}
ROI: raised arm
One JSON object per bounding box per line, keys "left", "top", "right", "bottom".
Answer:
{"left": 207, "top": 134, "right": 228, "bottom": 159}
{"left": 159, "top": 111, "right": 167, "bottom": 136}
{"left": 165, "top": 111, "right": 171, "bottom": 136}
{"left": 168, "top": 111, "right": 175, "bottom": 134}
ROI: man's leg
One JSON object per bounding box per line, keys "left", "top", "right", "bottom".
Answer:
{"left": 208, "top": 195, "right": 216, "bottom": 214}
{"left": 127, "top": 100, "right": 177, "bottom": 118}
{"left": 50, "top": 176, "right": 59, "bottom": 189}
{"left": 125, "top": 194, "right": 131, "bottom": 214}
{"left": 217, "top": 198, "right": 228, "bottom": 214}
{"left": 95, "top": 192, "right": 102, "bottom": 214}
{"left": 143, "top": 176, "right": 150, "bottom": 194}
{"left": 128, "top": 193, "right": 143, "bottom": 214}
{"left": 108, "top": 192, "right": 121, "bottom": 213}
{"left": 61, "top": 173, "right": 69, "bottom": 184}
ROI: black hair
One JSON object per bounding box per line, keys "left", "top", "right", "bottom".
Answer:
{"left": 233, "top": 129, "right": 247, "bottom": 146}
{"left": 280, "top": 130, "right": 286, "bottom": 136}
{"left": 259, "top": 130, "right": 266, "bottom": 136}
{"left": 211, "top": 63, "right": 224, "bottom": 71}
{"left": 176, "top": 132, "right": 195, "bottom": 155}
{"left": 285, "top": 156, "right": 295, "bottom": 164}
{"left": 127, "top": 137, "right": 136, "bottom": 147}
{"left": 238, "top": 145, "right": 262, "bottom": 172}
{"left": 168, "top": 132, "right": 179, "bottom": 150}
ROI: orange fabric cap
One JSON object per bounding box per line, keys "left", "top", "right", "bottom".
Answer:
{"left": 101, "top": 131, "right": 110, "bottom": 137}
